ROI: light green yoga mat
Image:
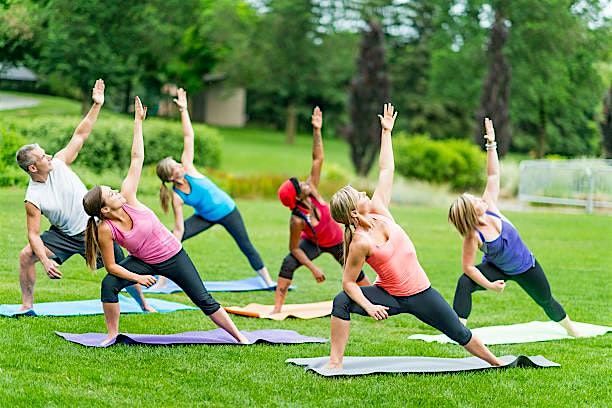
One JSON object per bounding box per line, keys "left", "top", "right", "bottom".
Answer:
{"left": 408, "top": 321, "right": 611, "bottom": 345}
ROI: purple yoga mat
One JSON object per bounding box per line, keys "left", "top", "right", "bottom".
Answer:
{"left": 56, "top": 329, "right": 327, "bottom": 348}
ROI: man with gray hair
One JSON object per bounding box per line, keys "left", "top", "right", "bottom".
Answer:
{"left": 15, "top": 79, "right": 153, "bottom": 313}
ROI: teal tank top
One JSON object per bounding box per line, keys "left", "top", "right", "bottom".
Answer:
{"left": 173, "top": 174, "right": 235, "bottom": 221}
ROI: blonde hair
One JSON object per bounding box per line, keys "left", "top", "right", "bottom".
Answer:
{"left": 330, "top": 185, "right": 360, "bottom": 262}
{"left": 82, "top": 186, "right": 104, "bottom": 270}
{"left": 448, "top": 193, "right": 480, "bottom": 237}
{"left": 156, "top": 157, "right": 174, "bottom": 213}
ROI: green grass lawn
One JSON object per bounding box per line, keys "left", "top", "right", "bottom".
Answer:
{"left": 0, "top": 188, "right": 610, "bottom": 407}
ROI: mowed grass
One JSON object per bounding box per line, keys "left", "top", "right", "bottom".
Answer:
{"left": 0, "top": 188, "right": 610, "bottom": 407}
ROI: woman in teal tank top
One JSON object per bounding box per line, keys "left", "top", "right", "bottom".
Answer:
{"left": 154, "top": 88, "right": 274, "bottom": 289}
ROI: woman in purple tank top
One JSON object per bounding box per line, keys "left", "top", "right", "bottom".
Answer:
{"left": 448, "top": 118, "right": 582, "bottom": 337}
{"left": 82, "top": 97, "right": 248, "bottom": 345}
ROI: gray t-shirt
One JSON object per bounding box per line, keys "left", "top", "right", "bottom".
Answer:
{"left": 24, "top": 158, "right": 89, "bottom": 236}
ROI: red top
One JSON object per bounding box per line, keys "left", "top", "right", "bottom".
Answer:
{"left": 363, "top": 214, "right": 430, "bottom": 297}
{"left": 299, "top": 195, "right": 343, "bottom": 248}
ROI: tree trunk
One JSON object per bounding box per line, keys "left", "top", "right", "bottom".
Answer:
{"left": 285, "top": 103, "right": 296, "bottom": 145}
{"left": 475, "top": 8, "right": 512, "bottom": 156}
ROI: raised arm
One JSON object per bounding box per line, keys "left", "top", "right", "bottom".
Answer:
{"left": 173, "top": 88, "right": 196, "bottom": 171}
{"left": 370, "top": 103, "right": 397, "bottom": 215}
{"left": 482, "top": 117, "right": 500, "bottom": 207}
{"left": 120, "top": 97, "right": 147, "bottom": 205}
{"left": 307, "top": 107, "right": 324, "bottom": 188}
{"left": 55, "top": 79, "right": 105, "bottom": 165}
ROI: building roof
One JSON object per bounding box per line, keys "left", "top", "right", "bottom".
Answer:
{"left": 0, "top": 64, "right": 38, "bottom": 81}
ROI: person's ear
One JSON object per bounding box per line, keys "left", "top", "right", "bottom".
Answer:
{"left": 28, "top": 164, "right": 38, "bottom": 173}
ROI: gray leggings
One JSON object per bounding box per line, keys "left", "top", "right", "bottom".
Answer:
{"left": 332, "top": 285, "right": 472, "bottom": 346}
{"left": 101, "top": 249, "right": 220, "bottom": 315}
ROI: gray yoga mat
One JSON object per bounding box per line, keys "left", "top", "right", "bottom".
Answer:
{"left": 56, "top": 328, "right": 327, "bottom": 347}
{"left": 286, "top": 355, "right": 559, "bottom": 377}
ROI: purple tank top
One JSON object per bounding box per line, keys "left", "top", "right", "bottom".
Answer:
{"left": 105, "top": 203, "right": 181, "bottom": 264}
{"left": 477, "top": 211, "right": 535, "bottom": 275}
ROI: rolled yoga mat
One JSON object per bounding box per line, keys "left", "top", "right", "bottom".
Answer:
{"left": 286, "top": 355, "right": 560, "bottom": 377}
{"left": 137, "top": 277, "right": 294, "bottom": 294}
{"left": 225, "top": 301, "right": 332, "bottom": 320}
{"left": 407, "top": 321, "right": 611, "bottom": 345}
{"left": 0, "top": 295, "right": 197, "bottom": 317}
{"left": 56, "top": 329, "right": 328, "bottom": 347}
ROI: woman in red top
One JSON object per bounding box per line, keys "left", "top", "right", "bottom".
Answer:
{"left": 274, "top": 107, "right": 370, "bottom": 313}
{"left": 327, "top": 104, "right": 501, "bottom": 369}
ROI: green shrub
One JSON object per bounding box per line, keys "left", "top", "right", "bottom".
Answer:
{"left": 0, "top": 127, "right": 29, "bottom": 186}
{"left": 2, "top": 115, "right": 221, "bottom": 171}
{"left": 394, "top": 134, "right": 485, "bottom": 190}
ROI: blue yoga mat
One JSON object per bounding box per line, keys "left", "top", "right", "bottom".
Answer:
{"left": 137, "top": 276, "right": 295, "bottom": 294}
{"left": 0, "top": 295, "right": 197, "bottom": 317}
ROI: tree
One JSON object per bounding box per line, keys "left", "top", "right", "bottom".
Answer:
{"left": 601, "top": 85, "right": 612, "bottom": 158}
{"left": 475, "top": 5, "right": 511, "bottom": 156}
{"left": 246, "top": 0, "right": 320, "bottom": 144}
{"left": 34, "top": 0, "right": 197, "bottom": 113}
{"left": 344, "top": 20, "right": 390, "bottom": 176}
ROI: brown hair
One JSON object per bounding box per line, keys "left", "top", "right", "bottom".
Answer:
{"left": 329, "top": 185, "right": 360, "bottom": 262}
{"left": 156, "top": 157, "right": 174, "bottom": 213}
{"left": 82, "top": 186, "right": 104, "bottom": 270}
{"left": 448, "top": 193, "right": 480, "bottom": 237}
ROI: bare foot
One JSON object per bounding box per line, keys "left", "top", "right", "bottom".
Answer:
{"left": 100, "top": 334, "right": 117, "bottom": 346}
{"left": 566, "top": 329, "right": 587, "bottom": 338}
{"left": 18, "top": 305, "right": 33, "bottom": 312}
{"left": 271, "top": 307, "right": 282, "bottom": 314}
{"left": 237, "top": 334, "right": 250, "bottom": 345}
{"left": 143, "top": 304, "right": 158, "bottom": 313}
{"left": 324, "top": 360, "right": 343, "bottom": 370}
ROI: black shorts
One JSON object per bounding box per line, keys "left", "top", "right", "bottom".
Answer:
{"left": 40, "top": 225, "right": 124, "bottom": 269}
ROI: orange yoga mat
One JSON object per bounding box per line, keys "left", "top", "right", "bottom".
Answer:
{"left": 225, "top": 301, "right": 332, "bottom": 321}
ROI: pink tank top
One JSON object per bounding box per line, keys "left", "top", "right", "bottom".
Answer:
{"left": 363, "top": 214, "right": 430, "bottom": 297}
{"left": 105, "top": 203, "right": 181, "bottom": 264}
{"left": 300, "top": 195, "right": 343, "bottom": 248}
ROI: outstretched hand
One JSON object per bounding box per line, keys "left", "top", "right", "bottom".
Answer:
{"left": 134, "top": 96, "right": 147, "bottom": 121}
{"left": 173, "top": 88, "right": 187, "bottom": 110}
{"left": 484, "top": 117, "right": 496, "bottom": 143}
{"left": 92, "top": 79, "right": 105, "bottom": 105}
{"left": 378, "top": 103, "right": 397, "bottom": 132}
{"left": 311, "top": 106, "right": 322, "bottom": 130}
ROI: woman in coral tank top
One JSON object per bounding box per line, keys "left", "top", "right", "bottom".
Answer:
{"left": 326, "top": 104, "right": 502, "bottom": 369}
{"left": 273, "top": 107, "right": 370, "bottom": 313}
{"left": 82, "top": 97, "right": 247, "bottom": 346}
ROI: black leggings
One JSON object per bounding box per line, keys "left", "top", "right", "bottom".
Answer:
{"left": 101, "top": 249, "right": 220, "bottom": 315}
{"left": 332, "top": 285, "right": 472, "bottom": 346}
{"left": 278, "top": 239, "right": 366, "bottom": 282}
{"left": 182, "top": 208, "right": 264, "bottom": 271}
{"left": 453, "top": 259, "right": 567, "bottom": 322}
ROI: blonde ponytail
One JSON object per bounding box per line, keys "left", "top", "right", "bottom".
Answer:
{"left": 160, "top": 182, "right": 172, "bottom": 213}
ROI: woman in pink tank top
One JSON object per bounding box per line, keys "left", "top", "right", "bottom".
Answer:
{"left": 83, "top": 97, "right": 247, "bottom": 345}
{"left": 326, "top": 104, "right": 502, "bottom": 370}
{"left": 273, "top": 107, "right": 370, "bottom": 313}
